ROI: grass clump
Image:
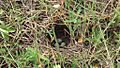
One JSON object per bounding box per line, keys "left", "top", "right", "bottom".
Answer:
{"left": 0, "top": 0, "right": 120, "bottom": 68}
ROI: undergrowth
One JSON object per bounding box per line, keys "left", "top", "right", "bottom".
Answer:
{"left": 0, "top": 0, "right": 120, "bottom": 68}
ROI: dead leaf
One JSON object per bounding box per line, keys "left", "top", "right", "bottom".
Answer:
{"left": 78, "top": 36, "right": 84, "bottom": 44}
{"left": 93, "top": 64, "right": 99, "bottom": 68}
{"left": 60, "top": 0, "right": 64, "bottom": 7}
{"left": 38, "top": 64, "right": 44, "bottom": 68}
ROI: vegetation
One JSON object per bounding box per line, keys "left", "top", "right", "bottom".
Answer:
{"left": 0, "top": 0, "right": 120, "bottom": 68}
